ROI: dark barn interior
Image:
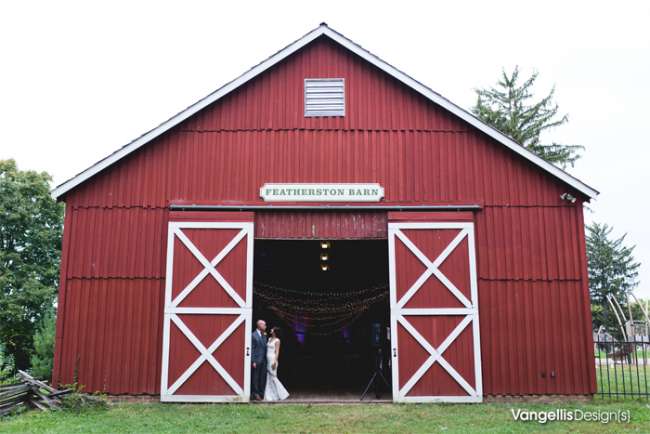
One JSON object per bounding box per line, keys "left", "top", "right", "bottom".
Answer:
{"left": 253, "top": 239, "right": 391, "bottom": 399}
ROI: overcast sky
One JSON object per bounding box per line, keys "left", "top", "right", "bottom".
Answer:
{"left": 1, "top": 1, "right": 649, "bottom": 296}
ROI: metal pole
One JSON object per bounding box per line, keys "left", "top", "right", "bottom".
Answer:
{"left": 607, "top": 294, "right": 628, "bottom": 341}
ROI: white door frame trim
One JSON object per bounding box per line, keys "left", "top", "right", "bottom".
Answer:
{"left": 161, "top": 221, "right": 253, "bottom": 403}
{"left": 389, "top": 221, "right": 483, "bottom": 403}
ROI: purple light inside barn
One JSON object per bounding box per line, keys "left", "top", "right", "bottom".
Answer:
{"left": 342, "top": 326, "right": 351, "bottom": 343}
{"left": 294, "top": 320, "right": 306, "bottom": 345}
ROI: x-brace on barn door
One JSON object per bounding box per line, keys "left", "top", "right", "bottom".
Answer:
{"left": 388, "top": 213, "right": 483, "bottom": 403}
{"left": 161, "top": 212, "right": 254, "bottom": 402}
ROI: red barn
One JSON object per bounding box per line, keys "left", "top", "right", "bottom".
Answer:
{"left": 51, "top": 23, "right": 598, "bottom": 403}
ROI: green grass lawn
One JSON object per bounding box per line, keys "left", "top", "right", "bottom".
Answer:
{"left": 2, "top": 401, "right": 649, "bottom": 434}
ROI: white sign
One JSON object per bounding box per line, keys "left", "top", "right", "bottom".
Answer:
{"left": 260, "top": 183, "right": 384, "bottom": 202}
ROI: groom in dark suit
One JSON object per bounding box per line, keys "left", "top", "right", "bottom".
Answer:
{"left": 251, "top": 319, "right": 267, "bottom": 401}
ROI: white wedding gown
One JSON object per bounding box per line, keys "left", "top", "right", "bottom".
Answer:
{"left": 264, "top": 338, "right": 289, "bottom": 401}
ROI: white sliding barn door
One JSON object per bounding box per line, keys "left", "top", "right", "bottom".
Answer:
{"left": 161, "top": 213, "right": 254, "bottom": 402}
{"left": 388, "top": 214, "right": 482, "bottom": 403}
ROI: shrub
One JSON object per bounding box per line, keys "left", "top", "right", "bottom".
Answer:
{"left": 59, "top": 383, "right": 109, "bottom": 413}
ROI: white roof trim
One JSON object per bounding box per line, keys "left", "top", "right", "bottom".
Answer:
{"left": 52, "top": 23, "right": 598, "bottom": 199}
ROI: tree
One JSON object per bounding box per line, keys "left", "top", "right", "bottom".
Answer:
{"left": 473, "top": 66, "right": 583, "bottom": 168}
{"left": 586, "top": 222, "right": 640, "bottom": 333}
{"left": 0, "top": 159, "right": 63, "bottom": 369}
{"left": 30, "top": 308, "right": 56, "bottom": 379}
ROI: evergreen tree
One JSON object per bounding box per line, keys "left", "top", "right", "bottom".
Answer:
{"left": 30, "top": 309, "right": 56, "bottom": 380}
{"left": 586, "top": 222, "right": 640, "bottom": 333}
{"left": 473, "top": 66, "right": 583, "bottom": 168}
{"left": 0, "top": 159, "right": 63, "bottom": 369}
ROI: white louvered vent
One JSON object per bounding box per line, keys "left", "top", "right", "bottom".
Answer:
{"left": 304, "top": 78, "right": 345, "bottom": 117}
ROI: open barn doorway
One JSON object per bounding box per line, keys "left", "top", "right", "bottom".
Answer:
{"left": 253, "top": 239, "right": 391, "bottom": 401}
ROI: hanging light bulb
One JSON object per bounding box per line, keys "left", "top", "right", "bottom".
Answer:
{"left": 321, "top": 263, "right": 329, "bottom": 271}
{"left": 320, "top": 240, "right": 331, "bottom": 249}
{"left": 320, "top": 253, "right": 329, "bottom": 261}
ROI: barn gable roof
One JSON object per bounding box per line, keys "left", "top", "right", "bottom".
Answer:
{"left": 51, "top": 23, "right": 598, "bottom": 200}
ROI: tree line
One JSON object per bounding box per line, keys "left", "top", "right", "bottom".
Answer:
{"left": 1, "top": 160, "right": 62, "bottom": 380}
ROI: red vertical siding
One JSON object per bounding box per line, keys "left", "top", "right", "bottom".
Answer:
{"left": 54, "top": 279, "right": 164, "bottom": 393}
{"left": 53, "top": 35, "right": 595, "bottom": 396}
{"left": 52, "top": 208, "right": 167, "bottom": 393}
{"left": 255, "top": 211, "right": 387, "bottom": 239}
{"left": 65, "top": 130, "right": 570, "bottom": 209}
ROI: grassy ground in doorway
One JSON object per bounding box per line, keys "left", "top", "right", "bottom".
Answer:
{"left": 2, "top": 401, "right": 649, "bottom": 433}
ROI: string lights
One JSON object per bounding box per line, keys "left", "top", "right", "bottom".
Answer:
{"left": 254, "top": 281, "right": 388, "bottom": 336}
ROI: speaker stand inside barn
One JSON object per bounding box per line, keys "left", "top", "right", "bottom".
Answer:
{"left": 360, "top": 347, "right": 391, "bottom": 400}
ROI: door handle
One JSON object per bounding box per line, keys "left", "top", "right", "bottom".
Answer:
{"left": 393, "top": 348, "right": 397, "bottom": 357}
{"left": 246, "top": 347, "right": 250, "bottom": 356}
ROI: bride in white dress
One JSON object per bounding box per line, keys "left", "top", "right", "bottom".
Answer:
{"left": 264, "top": 326, "right": 289, "bottom": 401}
